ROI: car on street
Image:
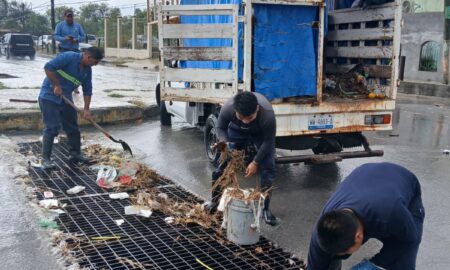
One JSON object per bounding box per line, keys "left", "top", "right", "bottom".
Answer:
{"left": 37, "top": 34, "right": 53, "bottom": 49}
{"left": 0, "top": 33, "right": 35, "bottom": 60}
{"left": 86, "top": 34, "right": 97, "bottom": 46}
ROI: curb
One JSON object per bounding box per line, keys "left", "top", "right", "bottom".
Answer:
{"left": 399, "top": 81, "right": 450, "bottom": 98}
{"left": 0, "top": 104, "right": 159, "bottom": 132}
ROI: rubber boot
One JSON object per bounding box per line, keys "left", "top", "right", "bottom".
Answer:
{"left": 205, "top": 184, "right": 221, "bottom": 214}
{"left": 42, "top": 136, "right": 57, "bottom": 170}
{"left": 263, "top": 197, "right": 278, "bottom": 226}
{"left": 67, "top": 133, "right": 90, "bottom": 164}
{"left": 204, "top": 167, "right": 225, "bottom": 214}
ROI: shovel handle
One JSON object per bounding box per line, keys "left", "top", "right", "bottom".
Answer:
{"left": 61, "top": 96, "right": 112, "bottom": 138}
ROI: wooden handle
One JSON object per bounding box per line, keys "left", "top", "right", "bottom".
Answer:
{"left": 61, "top": 95, "right": 112, "bottom": 138}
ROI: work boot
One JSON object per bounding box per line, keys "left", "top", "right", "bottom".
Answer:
{"left": 68, "top": 133, "right": 90, "bottom": 164}
{"left": 263, "top": 197, "right": 278, "bottom": 226}
{"left": 42, "top": 136, "right": 57, "bottom": 170}
{"left": 204, "top": 184, "right": 221, "bottom": 214}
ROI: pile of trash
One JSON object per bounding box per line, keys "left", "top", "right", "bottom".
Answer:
{"left": 85, "top": 144, "right": 159, "bottom": 190}
{"left": 324, "top": 64, "right": 387, "bottom": 99}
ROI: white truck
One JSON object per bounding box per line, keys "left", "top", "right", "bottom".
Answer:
{"left": 155, "top": 0, "right": 402, "bottom": 165}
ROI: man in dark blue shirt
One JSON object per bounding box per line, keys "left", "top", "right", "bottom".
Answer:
{"left": 204, "top": 91, "right": 278, "bottom": 226}
{"left": 39, "top": 47, "right": 103, "bottom": 169}
{"left": 307, "top": 162, "right": 424, "bottom": 270}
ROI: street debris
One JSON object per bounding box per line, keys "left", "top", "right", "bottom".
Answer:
{"left": 44, "top": 191, "right": 55, "bottom": 198}
{"left": 91, "top": 236, "right": 121, "bottom": 241}
{"left": 443, "top": 149, "right": 450, "bottom": 155}
{"left": 196, "top": 258, "right": 213, "bottom": 270}
{"left": 109, "top": 192, "right": 130, "bottom": 200}
{"left": 38, "top": 218, "right": 58, "bottom": 229}
{"left": 115, "top": 219, "right": 125, "bottom": 226}
{"left": 116, "top": 255, "right": 150, "bottom": 270}
{"left": 91, "top": 165, "right": 118, "bottom": 188}
{"left": 124, "top": 205, "right": 153, "bottom": 218}
{"left": 66, "top": 185, "right": 86, "bottom": 195}
{"left": 39, "top": 199, "right": 59, "bottom": 209}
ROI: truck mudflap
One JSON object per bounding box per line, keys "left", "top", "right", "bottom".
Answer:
{"left": 276, "top": 149, "right": 384, "bottom": 165}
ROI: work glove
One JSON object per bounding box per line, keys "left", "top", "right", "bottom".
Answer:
{"left": 350, "top": 259, "right": 385, "bottom": 270}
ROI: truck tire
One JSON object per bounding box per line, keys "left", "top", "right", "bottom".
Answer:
{"left": 160, "top": 101, "right": 172, "bottom": 126}
{"left": 312, "top": 137, "right": 343, "bottom": 154}
{"left": 204, "top": 114, "right": 220, "bottom": 167}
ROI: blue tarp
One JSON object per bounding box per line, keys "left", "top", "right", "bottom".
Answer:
{"left": 179, "top": 0, "right": 327, "bottom": 100}
{"left": 179, "top": 0, "right": 244, "bottom": 81}
{"left": 253, "top": 4, "right": 319, "bottom": 100}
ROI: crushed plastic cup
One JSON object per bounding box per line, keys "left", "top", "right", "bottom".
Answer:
{"left": 67, "top": 185, "right": 86, "bottom": 195}
{"left": 39, "top": 199, "right": 59, "bottom": 209}
{"left": 109, "top": 192, "right": 130, "bottom": 200}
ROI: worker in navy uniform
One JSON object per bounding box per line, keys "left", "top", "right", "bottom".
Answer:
{"left": 307, "top": 162, "right": 425, "bottom": 270}
{"left": 38, "top": 47, "right": 103, "bottom": 169}
{"left": 205, "top": 91, "right": 278, "bottom": 226}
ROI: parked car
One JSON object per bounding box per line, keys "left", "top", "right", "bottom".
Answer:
{"left": 0, "top": 33, "right": 35, "bottom": 60}
{"left": 79, "top": 42, "right": 92, "bottom": 52}
{"left": 86, "top": 34, "right": 97, "bottom": 46}
{"left": 37, "top": 35, "right": 53, "bottom": 48}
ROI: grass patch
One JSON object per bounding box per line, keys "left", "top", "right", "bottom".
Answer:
{"left": 103, "top": 89, "right": 135, "bottom": 93}
{"left": 17, "top": 86, "right": 40, "bottom": 89}
{"left": 128, "top": 100, "right": 146, "bottom": 108}
{"left": 0, "top": 82, "right": 6, "bottom": 90}
{"left": 108, "top": 93, "right": 125, "bottom": 98}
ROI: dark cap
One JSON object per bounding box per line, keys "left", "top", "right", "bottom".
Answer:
{"left": 64, "top": 9, "right": 74, "bottom": 16}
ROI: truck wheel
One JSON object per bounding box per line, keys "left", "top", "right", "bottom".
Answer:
{"left": 312, "top": 137, "right": 343, "bottom": 154}
{"left": 160, "top": 101, "right": 172, "bottom": 126}
{"left": 204, "top": 114, "right": 220, "bottom": 167}
{"left": 155, "top": 83, "right": 161, "bottom": 107}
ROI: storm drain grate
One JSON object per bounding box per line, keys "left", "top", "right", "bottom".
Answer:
{"left": 20, "top": 142, "right": 305, "bottom": 269}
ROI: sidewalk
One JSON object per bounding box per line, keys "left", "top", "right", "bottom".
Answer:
{"left": 0, "top": 55, "right": 160, "bottom": 132}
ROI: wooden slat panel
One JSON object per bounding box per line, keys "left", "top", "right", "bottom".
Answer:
{"left": 163, "top": 68, "right": 234, "bottom": 82}
{"left": 329, "top": 4, "right": 396, "bottom": 24}
{"left": 325, "top": 47, "right": 392, "bottom": 58}
{"left": 251, "top": 0, "right": 323, "bottom": 6}
{"left": 161, "top": 4, "right": 235, "bottom": 12}
{"left": 325, "top": 64, "right": 392, "bottom": 78}
{"left": 163, "top": 47, "right": 233, "bottom": 60}
{"left": 327, "top": 28, "right": 393, "bottom": 41}
{"left": 162, "top": 87, "right": 236, "bottom": 103}
{"left": 162, "top": 24, "right": 233, "bottom": 39}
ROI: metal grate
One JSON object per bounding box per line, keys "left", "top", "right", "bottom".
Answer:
{"left": 20, "top": 142, "right": 305, "bottom": 270}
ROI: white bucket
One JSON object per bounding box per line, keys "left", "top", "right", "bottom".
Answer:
{"left": 226, "top": 198, "right": 261, "bottom": 245}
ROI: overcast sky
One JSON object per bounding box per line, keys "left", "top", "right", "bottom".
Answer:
{"left": 33, "top": 0, "right": 148, "bottom": 17}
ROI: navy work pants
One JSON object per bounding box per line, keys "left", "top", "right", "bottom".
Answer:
{"left": 39, "top": 97, "right": 80, "bottom": 139}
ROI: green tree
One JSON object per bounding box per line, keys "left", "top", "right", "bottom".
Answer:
{"left": 46, "top": 5, "right": 73, "bottom": 24}
{"left": 23, "top": 13, "right": 49, "bottom": 35}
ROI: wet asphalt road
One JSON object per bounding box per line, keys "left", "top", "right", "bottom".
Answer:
{"left": 92, "top": 94, "right": 450, "bottom": 269}
{"left": 1, "top": 55, "right": 450, "bottom": 269}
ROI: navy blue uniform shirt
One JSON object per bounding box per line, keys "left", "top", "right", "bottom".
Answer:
{"left": 39, "top": 51, "right": 92, "bottom": 104}
{"left": 308, "top": 162, "right": 424, "bottom": 270}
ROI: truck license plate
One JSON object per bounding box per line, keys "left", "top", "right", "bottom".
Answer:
{"left": 308, "top": 114, "right": 334, "bottom": 130}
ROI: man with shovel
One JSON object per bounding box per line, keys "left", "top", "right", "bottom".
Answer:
{"left": 205, "top": 91, "right": 278, "bottom": 226}
{"left": 38, "top": 47, "right": 104, "bottom": 169}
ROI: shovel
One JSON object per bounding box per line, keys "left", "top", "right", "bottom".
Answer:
{"left": 61, "top": 95, "right": 133, "bottom": 156}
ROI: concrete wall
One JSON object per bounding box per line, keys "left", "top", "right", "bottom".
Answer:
{"left": 401, "top": 12, "right": 444, "bottom": 83}
{"left": 413, "top": 0, "right": 443, "bottom": 13}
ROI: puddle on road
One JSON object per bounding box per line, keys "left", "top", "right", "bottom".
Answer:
{"left": 0, "top": 73, "right": 18, "bottom": 78}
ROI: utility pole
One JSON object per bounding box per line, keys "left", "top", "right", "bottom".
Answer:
{"left": 147, "top": 0, "right": 151, "bottom": 22}
{"left": 50, "top": 0, "right": 56, "bottom": 54}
